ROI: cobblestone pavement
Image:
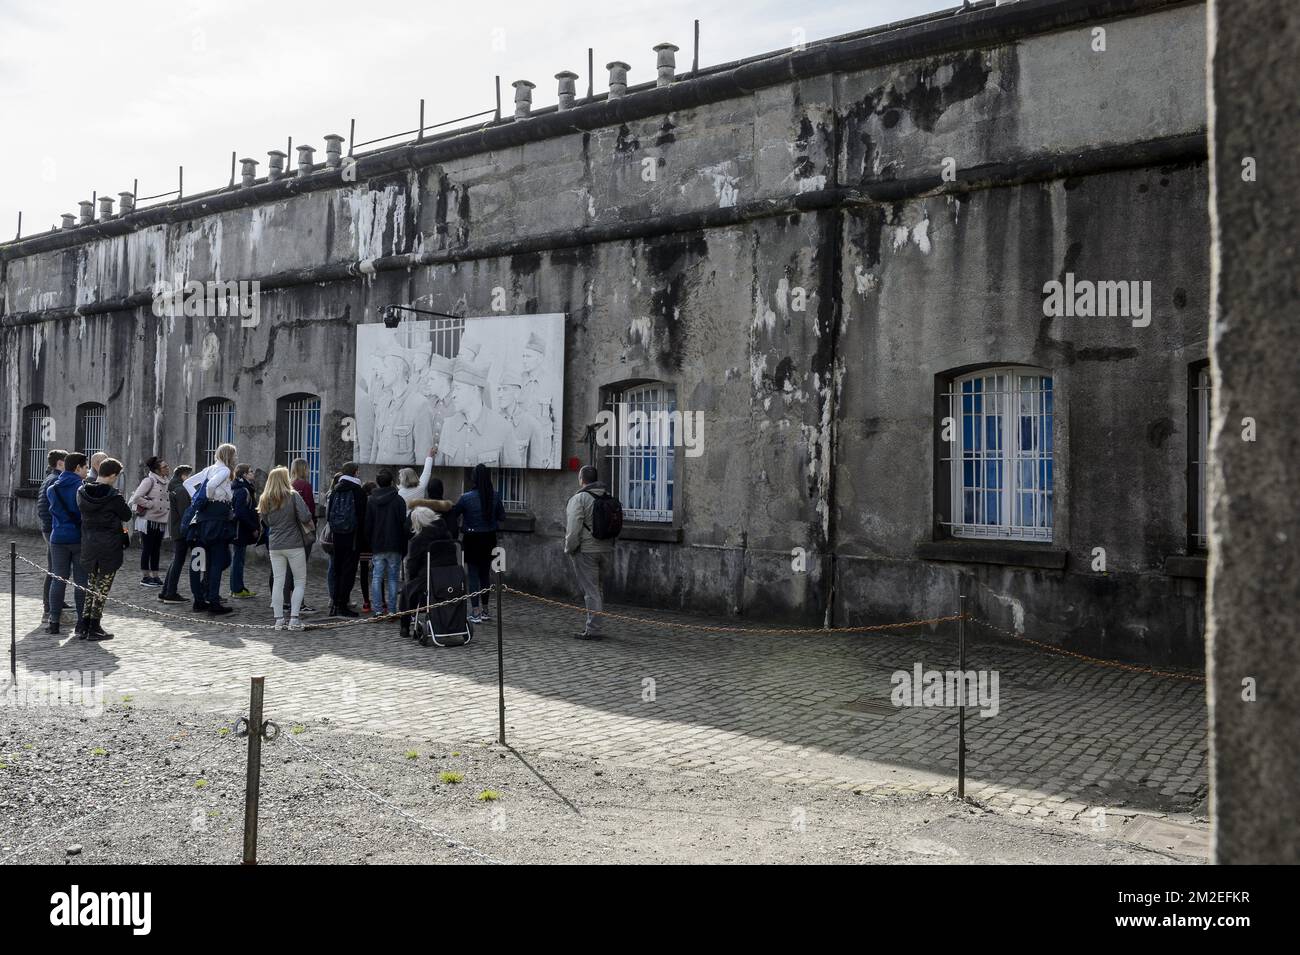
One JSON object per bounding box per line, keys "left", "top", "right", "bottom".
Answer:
{"left": 1, "top": 531, "right": 1209, "bottom": 842}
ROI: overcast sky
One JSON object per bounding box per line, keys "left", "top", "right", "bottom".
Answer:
{"left": 0, "top": 0, "right": 952, "bottom": 237}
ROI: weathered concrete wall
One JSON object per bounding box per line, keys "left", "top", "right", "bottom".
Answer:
{"left": 0, "top": 0, "right": 1211, "bottom": 664}
{"left": 1206, "top": 0, "right": 1300, "bottom": 862}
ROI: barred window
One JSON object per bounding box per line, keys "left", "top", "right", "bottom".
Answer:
{"left": 941, "top": 368, "right": 1054, "bottom": 542}
{"left": 608, "top": 382, "right": 676, "bottom": 523}
{"left": 277, "top": 394, "right": 321, "bottom": 493}
{"left": 196, "top": 397, "right": 235, "bottom": 468}
{"left": 23, "top": 404, "right": 51, "bottom": 486}
{"left": 1190, "top": 363, "right": 1211, "bottom": 551}
{"left": 496, "top": 468, "right": 528, "bottom": 513}
{"left": 462, "top": 467, "right": 527, "bottom": 514}
{"left": 75, "top": 402, "right": 106, "bottom": 460}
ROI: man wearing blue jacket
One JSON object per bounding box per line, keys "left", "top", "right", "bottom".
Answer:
{"left": 37, "top": 449, "right": 67, "bottom": 625}
{"left": 46, "top": 452, "right": 89, "bottom": 635}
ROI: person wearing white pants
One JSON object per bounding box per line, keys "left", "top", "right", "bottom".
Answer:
{"left": 257, "top": 466, "right": 313, "bottom": 631}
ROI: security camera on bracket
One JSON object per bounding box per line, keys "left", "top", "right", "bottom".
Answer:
{"left": 379, "top": 303, "right": 463, "bottom": 329}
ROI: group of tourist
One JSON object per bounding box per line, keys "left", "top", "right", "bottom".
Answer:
{"left": 36, "top": 442, "right": 618, "bottom": 641}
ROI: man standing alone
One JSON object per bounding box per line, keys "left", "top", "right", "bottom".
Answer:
{"left": 564, "top": 465, "right": 618, "bottom": 640}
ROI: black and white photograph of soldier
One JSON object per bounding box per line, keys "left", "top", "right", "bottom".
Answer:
{"left": 355, "top": 313, "right": 564, "bottom": 469}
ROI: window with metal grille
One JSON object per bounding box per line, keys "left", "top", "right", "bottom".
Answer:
{"left": 277, "top": 394, "right": 322, "bottom": 494}
{"left": 398, "top": 316, "right": 463, "bottom": 359}
{"left": 75, "top": 402, "right": 107, "bottom": 460}
{"left": 607, "top": 383, "right": 676, "bottom": 523}
{"left": 941, "top": 368, "right": 1054, "bottom": 542}
{"left": 459, "top": 467, "right": 527, "bottom": 514}
{"left": 196, "top": 398, "right": 235, "bottom": 468}
{"left": 496, "top": 468, "right": 527, "bottom": 513}
{"left": 1190, "top": 363, "right": 1211, "bottom": 551}
{"left": 22, "top": 404, "right": 51, "bottom": 486}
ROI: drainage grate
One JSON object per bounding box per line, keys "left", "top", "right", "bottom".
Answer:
{"left": 837, "top": 699, "right": 898, "bottom": 717}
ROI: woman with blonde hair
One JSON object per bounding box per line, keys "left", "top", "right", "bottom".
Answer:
{"left": 258, "top": 466, "right": 312, "bottom": 630}
{"left": 277, "top": 457, "right": 319, "bottom": 616}
{"left": 398, "top": 446, "right": 436, "bottom": 505}
{"left": 183, "top": 442, "right": 240, "bottom": 614}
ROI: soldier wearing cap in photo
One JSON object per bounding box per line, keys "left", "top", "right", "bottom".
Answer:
{"left": 520, "top": 331, "right": 555, "bottom": 464}
{"left": 497, "top": 367, "right": 551, "bottom": 468}
{"left": 413, "top": 351, "right": 456, "bottom": 456}
{"left": 360, "top": 353, "right": 426, "bottom": 464}
{"left": 436, "top": 344, "right": 520, "bottom": 467}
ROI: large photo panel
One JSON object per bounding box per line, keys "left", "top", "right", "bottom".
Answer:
{"left": 355, "top": 313, "right": 565, "bottom": 469}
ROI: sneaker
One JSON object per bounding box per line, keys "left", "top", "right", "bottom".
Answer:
{"left": 141, "top": 578, "right": 162, "bottom": 588}
{"left": 362, "top": 603, "right": 372, "bottom": 613}
{"left": 273, "top": 618, "right": 286, "bottom": 631}
{"left": 479, "top": 608, "right": 493, "bottom": 620}
{"left": 572, "top": 631, "right": 603, "bottom": 641}
{"left": 159, "top": 593, "right": 185, "bottom": 604}
{"left": 208, "top": 604, "right": 235, "bottom": 616}
{"left": 46, "top": 620, "right": 60, "bottom": 635}
{"left": 299, "top": 604, "right": 318, "bottom": 615}
{"left": 192, "top": 601, "right": 211, "bottom": 612}
{"left": 287, "top": 618, "right": 304, "bottom": 632}
{"left": 468, "top": 613, "right": 484, "bottom": 625}
{"left": 230, "top": 589, "right": 257, "bottom": 599}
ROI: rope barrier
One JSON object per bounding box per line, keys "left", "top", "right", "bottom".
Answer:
{"left": 13, "top": 550, "right": 1204, "bottom": 683}
{"left": 281, "top": 730, "right": 506, "bottom": 865}
{"left": 968, "top": 616, "right": 1206, "bottom": 684}
{"left": 15, "top": 552, "right": 491, "bottom": 632}
{"left": 503, "top": 585, "right": 962, "bottom": 634}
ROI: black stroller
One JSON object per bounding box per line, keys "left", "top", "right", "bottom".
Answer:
{"left": 400, "top": 541, "right": 473, "bottom": 648}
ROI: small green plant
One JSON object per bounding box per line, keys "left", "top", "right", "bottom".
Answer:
{"left": 194, "top": 779, "right": 209, "bottom": 789}
{"left": 439, "top": 771, "right": 464, "bottom": 784}
{"left": 404, "top": 750, "right": 420, "bottom": 760}
{"left": 22, "top": 743, "right": 34, "bottom": 751}
{"left": 217, "top": 727, "right": 230, "bottom": 737}
{"left": 0, "top": 762, "right": 8, "bottom": 770}
{"left": 122, "top": 695, "right": 133, "bottom": 703}
{"left": 90, "top": 747, "right": 107, "bottom": 757}
{"left": 451, "top": 751, "right": 461, "bottom": 757}
{"left": 477, "top": 789, "right": 500, "bottom": 802}
{"left": 291, "top": 725, "right": 306, "bottom": 735}
{"left": 207, "top": 810, "right": 220, "bottom": 818}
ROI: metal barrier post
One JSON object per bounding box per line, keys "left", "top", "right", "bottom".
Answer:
{"left": 957, "top": 594, "right": 967, "bottom": 799}
{"left": 242, "top": 676, "right": 265, "bottom": 865}
{"left": 10, "top": 541, "right": 16, "bottom": 679}
{"left": 496, "top": 572, "right": 506, "bottom": 745}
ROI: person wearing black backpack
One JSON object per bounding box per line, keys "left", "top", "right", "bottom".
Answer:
{"left": 326, "top": 462, "right": 368, "bottom": 617}
{"left": 564, "top": 465, "right": 621, "bottom": 640}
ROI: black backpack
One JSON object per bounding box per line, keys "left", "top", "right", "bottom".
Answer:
{"left": 328, "top": 485, "right": 357, "bottom": 533}
{"left": 584, "top": 488, "right": 623, "bottom": 540}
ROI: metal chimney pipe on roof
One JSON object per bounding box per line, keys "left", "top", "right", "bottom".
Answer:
{"left": 296, "top": 145, "right": 316, "bottom": 177}
{"left": 512, "top": 80, "right": 535, "bottom": 119}
{"left": 61, "top": 213, "right": 76, "bottom": 231}
{"left": 606, "top": 61, "right": 630, "bottom": 98}
{"left": 239, "top": 157, "right": 259, "bottom": 187}
{"left": 78, "top": 200, "right": 93, "bottom": 225}
{"left": 654, "top": 43, "right": 679, "bottom": 86}
{"left": 118, "top": 192, "right": 134, "bottom": 215}
{"left": 556, "top": 71, "right": 578, "bottom": 110}
{"left": 97, "top": 195, "right": 114, "bottom": 220}
{"left": 267, "top": 150, "right": 286, "bottom": 181}
{"left": 323, "top": 134, "right": 345, "bottom": 169}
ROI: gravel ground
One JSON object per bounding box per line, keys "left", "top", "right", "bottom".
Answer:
{"left": 0, "top": 701, "right": 1190, "bottom": 865}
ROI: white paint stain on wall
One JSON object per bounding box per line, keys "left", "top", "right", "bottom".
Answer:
{"left": 345, "top": 183, "right": 407, "bottom": 261}
{"left": 700, "top": 162, "right": 740, "bottom": 208}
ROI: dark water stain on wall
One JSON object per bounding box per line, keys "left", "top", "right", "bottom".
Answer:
{"left": 615, "top": 124, "right": 640, "bottom": 154}
{"left": 641, "top": 231, "right": 708, "bottom": 372}
{"left": 845, "top": 50, "right": 994, "bottom": 182}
